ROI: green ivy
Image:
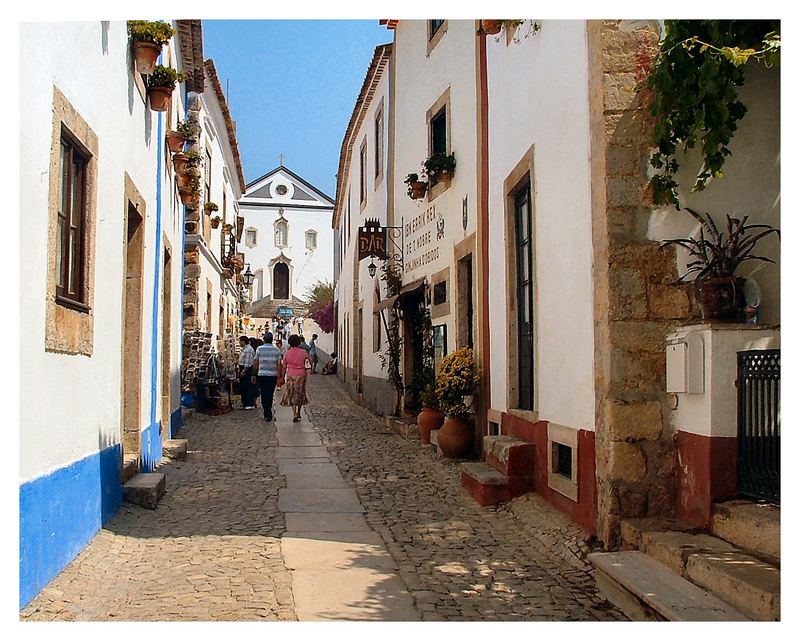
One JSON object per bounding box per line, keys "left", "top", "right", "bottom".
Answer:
{"left": 644, "top": 20, "right": 780, "bottom": 208}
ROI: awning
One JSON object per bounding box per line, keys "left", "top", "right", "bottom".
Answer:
{"left": 374, "top": 278, "right": 425, "bottom": 312}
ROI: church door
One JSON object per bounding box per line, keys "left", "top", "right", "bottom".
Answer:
{"left": 273, "top": 262, "right": 289, "bottom": 300}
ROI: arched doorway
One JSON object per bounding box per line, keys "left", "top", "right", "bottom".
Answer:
{"left": 273, "top": 262, "right": 289, "bottom": 300}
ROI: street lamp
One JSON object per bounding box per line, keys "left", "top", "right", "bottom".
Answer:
{"left": 242, "top": 264, "right": 255, "bottom": 288}
{"left": 367, "top": 260, "right": 377, "bottom": 278}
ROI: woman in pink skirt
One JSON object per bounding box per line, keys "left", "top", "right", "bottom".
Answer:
{"left": 280, "top": 334, "right": 311, "bottom": 422}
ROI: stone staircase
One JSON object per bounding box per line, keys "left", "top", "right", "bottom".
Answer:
{"left": 459, "top": 436, "right": 536, "bottom": 506}
{"left": 589, "top": 500, "right": 780, "bottom": 621}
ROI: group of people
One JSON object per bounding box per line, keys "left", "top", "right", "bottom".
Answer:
{"left": 236, "top": 331, "right": 323, "bottom": 422}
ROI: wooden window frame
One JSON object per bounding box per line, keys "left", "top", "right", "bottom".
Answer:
{"left": 305, "top": 229, "right": 318, "bottom": 251}
{"left": 427, "top": 19, "right": 448, "bottom": 55}
{"left": 425, "top": 88, "right": 452, "bottom": 201}
{"left": 359, "top": 138, "right": 368, "bottom": 210}
{"left": 374, "top": 101, "right": 385, "bottom": 187}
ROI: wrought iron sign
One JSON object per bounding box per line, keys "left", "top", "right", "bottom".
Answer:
{"left": 358, "top": 218, "right": 403, "bottom": 270}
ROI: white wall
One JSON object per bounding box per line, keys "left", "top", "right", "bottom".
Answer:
{"left": 647, "top": 64, "right": 781, "bottom": 325}
{"left": 19, "top": 21, "right": 186, "bottom": 482}
{"left": 486, "top": 21, "right": 596, "bottom": 431}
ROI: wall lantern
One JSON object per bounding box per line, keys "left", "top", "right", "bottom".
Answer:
{"left": 242, "top": 264, "right": 255, "bottom": 288}
{"left": 367, "top": 260, "right": 377, "bottom": 278}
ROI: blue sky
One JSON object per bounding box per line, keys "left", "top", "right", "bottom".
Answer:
{"left": 202, "top": 20, "right": 391, "bottom": 199}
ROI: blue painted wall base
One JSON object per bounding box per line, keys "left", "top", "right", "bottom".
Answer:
{"left": 140, "top": 421, "right": 163, "bottom": 472}
{"left": 19, "top": 443, "right": 123, "bottom": 609}
{"left": 169, "top": 407, "right": 183, "bottom": 439}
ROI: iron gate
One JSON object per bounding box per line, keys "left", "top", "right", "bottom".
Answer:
{"left": 737, "top": 349, "right": 780, "bottom": 503}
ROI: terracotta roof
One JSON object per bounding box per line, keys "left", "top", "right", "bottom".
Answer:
{"left": 332, "top": 43, "right": 392, "bottom": 229}
{"left": 380, "top": 20, "right": 398, "bottom": 30}
{"left": 204, "top": 59, "right": 246, "bottom": 191}
{"left": 175, "top": 20, "right": 205, "bottom": 93}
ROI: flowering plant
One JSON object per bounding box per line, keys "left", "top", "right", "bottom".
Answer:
{"left": 436, "top": 348, "right": 479, "bottom": 418}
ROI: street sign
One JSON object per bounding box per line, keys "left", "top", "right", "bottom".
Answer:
{"left": 358, "top": 218, "right": 389, "bottom": 261}
{"left": 276, "top": 306, "right": 294, "bottom": 317}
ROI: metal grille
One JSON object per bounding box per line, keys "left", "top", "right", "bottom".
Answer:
{"left": 737, "top": 349, "right": 780, "bottom": 503}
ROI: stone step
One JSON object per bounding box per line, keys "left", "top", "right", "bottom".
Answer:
{"left": 620, "top": 516, "right": 697, "bottom": 551}
{"left": 120, "top": 454, "right": 138, "bottom": 485}
{"left": 589, "top": 551, "right": 750, "bottom": 621}
{"left": 181, "top": 407, "right": 195, "bottom": 423}
{"left": 686, "top": 548, "right": 780, "bottom": 621}
{"left": 711, "top": 500, "right": 780, "bottom": 563}
{"left": 123, "top": 473, "right": 166, "bottom": 510}
{"left": 163, "top": 438, "right": 188, "bottom": 460}
{"left": 385, "top": 416, "right": 419, "bottom": 439}
{"left": 460, "top": 462, "right": 510, "bottom": 507}
{"left": 640, "top": 530, "right": 737, "bottom": 575}
{"left": 482, "top": 435, "right": 536, "bottom": 478}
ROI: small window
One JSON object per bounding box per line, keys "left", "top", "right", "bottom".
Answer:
{"left": 276, "top": 184, "right": 288, "bottom": 196}
{"left": 56, "top": 133, "right": 89, "bottom": 305}
{"left": 245, "top": 228, "right": 257, "bottom": 248}
{"left": 359, "top": 140, "right": 367, "bottom": 205}
{"left": 429, "top": 20, "right": 445, "bottom": 38}
{"left": 374, "top": 109, "right": 383, "bottom": 181}
{"left": 373, "top": 290, "right": 382, "bottom": 353}
{"left": 553, "top": 442, "right": 573, "bottom": 480}
{"left": 305, "top": 229, "right": 318, "bottom": 251}
{"left": 275, "top": 220, "right": 288, "bottom": 248}
{"left": 205, "top": 148, "right": 212, "bottom": 203}
{"left": 431, "top": 108, "right": 447, "bottom": 156}
{"left": 433, "top": 281, "right": 447, "bottom": 306}
{"left": 433, "top": 324, "right": 447, "bottom": 373}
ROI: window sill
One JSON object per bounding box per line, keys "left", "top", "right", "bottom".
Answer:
{"left": 506, "top": 407, "right": 539, "bottom": 424}
{"left": 427, "top": 176, "right": 451, "bottom": 202}
{"left": 56, "top": 295, "right": 91, "bottom": 314}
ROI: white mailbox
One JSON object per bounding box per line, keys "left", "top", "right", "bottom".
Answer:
{"left": 665, "top": 329, "right": 704, "bottom": 394}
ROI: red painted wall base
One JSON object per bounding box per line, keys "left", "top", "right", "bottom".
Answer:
{"left": 501, "top": 413, "right": 597, "bottom": 535}
{"left": 676, "top": 431, "right": 738, "bottom": 528}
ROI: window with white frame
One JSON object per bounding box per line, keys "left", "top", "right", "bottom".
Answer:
{"left": 275, "top": 220, "right": 288, "bottom": 248}
{"left": 305, "top": 229, "right": 318, "bottom": 251}
{"left": 245, "top": 227, "right": 257, "bottom": 248}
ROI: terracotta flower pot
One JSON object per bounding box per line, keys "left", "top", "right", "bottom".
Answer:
{"left": 178, "top": 188, "right": 198, "bottom": 207}
{"left": 166, "top": 130, "right": 186, "bottom": 153}
{"left": 148, "top": 86, "right": 172, "bottom": 112}
{"left": 173, "top": 152, "right": 189, "bottom": 175}
{"left": 210, "top": 218, "right": 221, "bottom": 229}
{"left": 176, "top": 172, "right": 191, "bottom": 189}
{"left": 407, "top": 181, "right": 427, "bottom": 200}
{"left": 481, "top": 20, "right": 502, "bottom": 35}
{"left": 438, "top": 415, "right": 473, "bottom": 458}
{"left": 133, "top": 41, "right": 162, "bottom": 75}
{"left": 698, "top": 276, "right": 745, "bottom": 321}
{"left": 417, "top": 408, "right": 445, "bottom": 445}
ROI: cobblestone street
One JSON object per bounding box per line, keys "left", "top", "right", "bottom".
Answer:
{"left": 21, "top": 375, "right": 622, "bottom": 622}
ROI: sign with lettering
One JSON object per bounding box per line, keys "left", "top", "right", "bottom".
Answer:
{"left": 276, "top": 306, "right": 294, "bottom": 317}
{"left": 405, "top": 203, "right": 441, "bottom": 272}
{"left": 358, "top": 219, "right": 388, "bottom": 261}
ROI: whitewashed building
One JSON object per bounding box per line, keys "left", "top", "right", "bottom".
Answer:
{"left": 181, "top": 59, "right": 246, "bottom": 341}
{"left": 238, "top": 165, "right": 334, "bottom": 325}
{"left": 19, "top": 20, "right": 203, "bottom": 607}
{"left": 333, "top": 43, "right": 393, "bottom": 414}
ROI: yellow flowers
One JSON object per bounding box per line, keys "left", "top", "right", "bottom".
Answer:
{"left": 436, "top": 348, "right": 480, "bottom": 417}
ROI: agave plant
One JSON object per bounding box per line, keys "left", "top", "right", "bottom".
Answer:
{"left": 660, "top": 208, "right": 779, "bottom": 283}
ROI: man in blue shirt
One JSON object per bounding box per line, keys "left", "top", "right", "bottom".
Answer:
{"left": 251, "top": 332, "right": 284, "bottom": 421}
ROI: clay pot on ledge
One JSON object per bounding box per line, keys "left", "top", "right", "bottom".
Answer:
{"left": 133, "top": 41, "right": 162, "bottom": 74}
{"left": 417, "top": 408, "right": 445, "bottom": 445}
{"left": 173, "top": 152, "right": 189, "bottom": 175}
{"left": 438, "top": 414, "right": 474, "bottom": 458}
{"left": 178, "top": 188, "right": 198, "bottom": 207}
{"left": 166, "top": 130, "right": 186, "bottom": 153}
{"left": 176, "top": 172, "right": 191, "bottom": 190}
{"left": 147, "top": 86, "right": 172, "bottom": 112}
{"left": 697, "top": 276, "right": 745, "bottom": 321}
{"left": 480, "top": 20, "right": 502, "bottom": 35}
{"left": 407, "top": 180, "right": 428, "bottom": 200}
{"left": 210, "top": 217, "right": 221, "bottom": 229}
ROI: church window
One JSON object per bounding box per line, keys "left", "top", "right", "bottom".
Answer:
{"left": 275, "top": 220, "right": 288, "bottom": 248}
{"left": 276, "top": 184, "right": 288, "bottom": 196}
{"left": 245, "top": 228, "right": 257, "bottom": 248}
{"left": 305, "top": 229, "right": 318, "bottom": 251}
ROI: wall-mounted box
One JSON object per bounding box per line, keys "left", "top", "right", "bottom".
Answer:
{"left": 666, "top": 329, "right": 704, "bottom": 394}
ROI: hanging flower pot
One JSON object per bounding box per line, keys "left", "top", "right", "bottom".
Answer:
{"left": 178, "top": 188, "right": 198, "bottom": 207}
{"left": 173, "top": 152, "right": 189, "bottom": 175}
{"left": 480, "top": 20, "right": 502, "bottom": 35}
{"left": 210, "top": 216, "right": 222, "bottom": 229}
{"left": 438, "top": 415, "right": 474, "bottom": 458}
{"left": 147, "top": 86, "right": 172, "bottom": 112}
{"left": 417, "top": 408, "right": 445, "bottom": 445}
{"left": 404, "top": 173, "right": 428, "bottom": 200}
{"left": 166, "top": 130, "right": 186, "bottom": 153}
{"left": 176, "top": 172, "right": 191, "bottom": 189}
{"left": 133, "top": 41, "right": 162, "bottom": 75}
{"left": 128, "top": 21, "right": 173, "bottom": 74}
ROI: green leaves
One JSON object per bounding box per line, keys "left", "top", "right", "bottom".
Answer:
{"left": 644, "top": 20, "right": 780, "bottom": 208}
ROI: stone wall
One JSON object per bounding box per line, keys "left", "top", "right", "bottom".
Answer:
{"left": 589, "top": 20, "right": 691, "bottom": 548}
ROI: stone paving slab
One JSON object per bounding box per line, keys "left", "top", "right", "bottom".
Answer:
{"left": 276, "top": 432, "right": 323, "bottom": 447}
{"left": 276, "top": 446, "right": 330, "bottom": 459}
{"left": 290, "top": 568, "right": 420, "bottom": 621}
{"left": 278, "top": 460, "right": 341, "bottom": 475}
{"left": 282, "top": 473, "right": 352, "bottom": 489}
{"left": 282, "top": 532, "right": 398, "bottom": 571}
{"left": 278, "top": 488, "right": 364, "bottom": 513}
{"left": 285, "top": 512, "right": 371, "bottom": 533}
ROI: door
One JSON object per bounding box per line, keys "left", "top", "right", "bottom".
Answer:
{"left": 273, "top": 262, "right": 289, "bottom": 300}
{"left": 160, "top": 246, "right": 172, "bottom": 437}
{"left": 514, "top": 183, "right": 535, "bottom": 411}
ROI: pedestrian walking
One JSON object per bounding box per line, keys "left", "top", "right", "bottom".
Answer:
{"left": 299, "top": 335, "right": 310, "bottom": 353}
{"left": 237, "top": 336, "right": 256, "bottom": 410}
{"left": 309, "top": 333, "right": 319, "bottom": 373}
{"left": 252, "top": 332, "right": 283, "bottom": 422}
{"left": 280, "top": 334, "right": 311, "bottom": 422}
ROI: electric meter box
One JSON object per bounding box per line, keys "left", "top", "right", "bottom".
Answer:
{"left": 665, "top": 329, "right": 704, "bottom": 394}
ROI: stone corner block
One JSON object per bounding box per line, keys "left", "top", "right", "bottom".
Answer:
{"left": 605, "top": 399, "right": 663, "bottom": 442}
{"left": 609, "top": 441, "right": 647, "bottom": 483}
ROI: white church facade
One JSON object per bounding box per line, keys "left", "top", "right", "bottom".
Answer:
{"left": 238, "top": 165, "right": 334, "bottom": 318}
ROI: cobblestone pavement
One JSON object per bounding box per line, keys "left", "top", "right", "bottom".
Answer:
{"left": 21, "top": 374, "right": 623, "bottom": 622}
{"left": 20, "top": 408, "right": 295, "bottom": 621}
{"left": 306, "top": 375, "right": 623, "bottom": 621}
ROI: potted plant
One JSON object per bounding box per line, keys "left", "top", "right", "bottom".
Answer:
{"left": 210, "top": 216, "right": 222, "bottom": 229}
{"left": 436, "top": 348, "right": 480, "bottom": 458}
{"left": 178, "top": 187, "right": 198, "bottom": 207}
{"left": 204, "top": 202, "right": 219, "bottom": 214}
{"left": 423, "top": 152, "right": 456, "bottom": 184}
{"left": 418, "top": 383, "right": 445, "bottom": 445}
{"left": 222, "top": 222, "right": 234, "bottom": 234}
{"left": 661, "top": 208, "right": 779, "bottom": 321}
{"left": 175, "top": 168, "right": 192, "bottom": 190}
{"left": 128, "top": 20, "right": 174, "bottom": 75}
{"left": 172, "top": 151, "right": 190, "bottom": 175}
{"left": 146, "top": 65, "right": 185, "bottom": 112}
{"left": 479, "top": 20, "right": 502, "bottom": 35}
{"left": 405, "top": 173, "right": 428, "bottom": 200}
{"left": 177, "top": 119, "right": 197, "bottom": 142}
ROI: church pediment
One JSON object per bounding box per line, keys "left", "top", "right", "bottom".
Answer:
{"left": 240, "top": 165, "right": 334, "bottom": 210}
